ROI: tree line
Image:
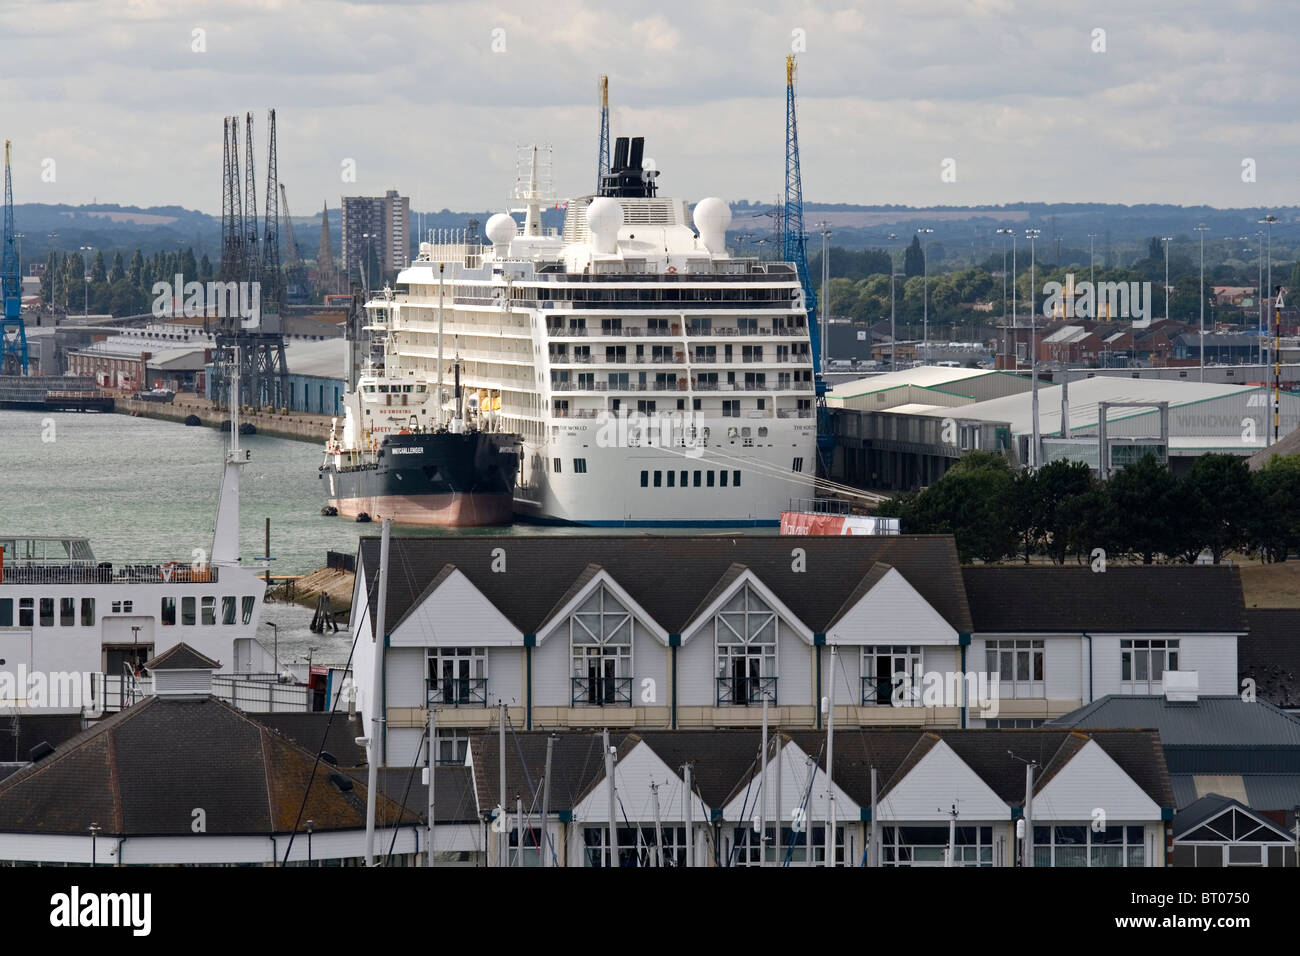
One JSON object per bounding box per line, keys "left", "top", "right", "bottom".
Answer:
{"left": 875, "top": 451, "right": 1300, "bottom": 566}
{"left": 39, "top": 247, "right": 214, "bottom": 317}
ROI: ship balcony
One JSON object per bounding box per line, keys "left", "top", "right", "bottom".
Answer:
{"left": 0, "top": 563, "right": 218, "bottom": 585}
{"left": 551, "top": 380, "right": 689, "bottom": 393}
{"left": 570, "top": 676, "right": 633, "bottom": 707}
{"left": 426, "top": 677, "right": 488, "bottom": 708}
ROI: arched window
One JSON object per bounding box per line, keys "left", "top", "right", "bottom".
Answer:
{"left": 570, "top": 586, "right": 633, "bottom": 706}
{"left": 714, "top": 584, "right": 778, "bottom": 705}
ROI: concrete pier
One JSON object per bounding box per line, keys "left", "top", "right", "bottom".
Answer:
{"left": 114, "top": 393, "right": 332, "bottom": 443}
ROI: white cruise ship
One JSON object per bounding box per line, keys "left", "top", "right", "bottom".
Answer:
{"left": 369, "top": 138, "right": 817, "bottom": 526}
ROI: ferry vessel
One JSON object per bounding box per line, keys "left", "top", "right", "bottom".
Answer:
{"left": 0, "top": 365, "right": 280, "bottom": 711}
{"left": 365, "top": 137, "right": 817, "bottom": 526}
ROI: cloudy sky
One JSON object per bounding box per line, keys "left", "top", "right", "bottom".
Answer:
{"left": 1, "top": 0, "right": 1295, "bottom": 215}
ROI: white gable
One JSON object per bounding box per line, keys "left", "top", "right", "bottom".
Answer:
{"left": 535, "top": 569, "right": 670, "bottom": 646}
{"left": 877, "top": 739, "right": 1008, "bottom": 822}
{"left": 680, "top": 569, "right": 814, "bottom": 646}
{"left": 826, "top": 567, "right": 957, "bottom": 645}
{"left": 389, "top": 568, "right": 522, "bottom": 647}
{"left": 1031, "top": 738, "right": 1162, "bottom": 820}
{"left": 720, "top": 739, "right": 859, "bottom": 823}
{"left": 572, "top": 740, "right": 710, "bottom": 824}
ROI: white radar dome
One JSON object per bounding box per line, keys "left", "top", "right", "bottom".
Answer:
{"left": 586, "top": 197, "right": 623, "bottom": 254}
{"left": 485, "top": 213, "right": 517, "bottom": 247}
{"left": 693, "top": 197, "right": 731, "bottom": 254}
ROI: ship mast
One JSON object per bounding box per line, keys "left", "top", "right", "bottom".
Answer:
{"left": 436, "top": 262, "right": 445, "bottom": 428}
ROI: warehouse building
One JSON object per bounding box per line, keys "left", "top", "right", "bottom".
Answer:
{"left": 830, "top": 371, "right": 1300, "bottom": 489}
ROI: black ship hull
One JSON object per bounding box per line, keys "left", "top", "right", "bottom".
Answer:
{"left": 321, "top": 430, "right": 520, "bottom": 527}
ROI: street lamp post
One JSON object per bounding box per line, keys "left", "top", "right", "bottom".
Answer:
{"left": 361, "top": 233, "right": 374, "bottom": 293}
{"left": 1087, "top": 233, "right": 1097, "bottom": 302}
{"left": 996, "top": 228, "right": 1013, "bottom": 365}
{"left": 79, "top": 245, "right": 93, "bottom": 316}
{"left": 1259, "top": 215, "right": 1277, "bottom": 369}
{"left": 306, "top": 819, "right": 315, "bottom": 865}
{"left": 1160, "top": 237, "right": 1173, "bottom": 323}
{"left": 89, "top": 822, "right": 102, "bottom": 866}
{"left": 891, "top": 271, "right": 904, "bottom": 371}
{"left": 917, "top": 228, "right": 933, "bottom": 363}
{"left": 1195, "top": 224, "right": 1209, "bottom": 380}
{"left": 1025, "top": 228, "right": 1041, "bottom": 468}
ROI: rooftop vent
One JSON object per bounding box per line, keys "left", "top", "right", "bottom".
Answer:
{"left": 1163, "top": 670, "right": 1199, "bottom": 703}
{"left": 28, "top": 741, "right": 54, "bottom": 762}
{"left": 329, "top": 773, "right": 354, "bottom": 793}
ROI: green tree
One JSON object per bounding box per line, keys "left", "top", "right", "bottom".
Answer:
{"left": 904, "top": 235, "right": 925, "bottom": 279}
{"left": 107, "top": 279, "right": 148, "bottom": 317}
{"left": 41, "top": 250, "right": 56, "bottom": 303}
{"left": 91, "top": 250, "right": 107, "bottom": 283}
{"left": 1174, "top": 454, "right": 1257, "bottom": 564}
{"left": 1107, "top": 453, "right": 1179, "bottom": 564}
{"left": 1249, "top": 455, "right": 1300, "bottom": 561}
{"left": 109, "top": 251, "right": 125, "bottom": 284}
{"left": 907, "top": 452, "right": 1017, "bottom": 562}
{"left": 1032, "top": 459, "right": 1096, "bottom": 564}
{"left": 198, "top": 253, "right": 213, "bottom": 281}
{"left": 128, "top": 249, "right": 144, "bottom": 287}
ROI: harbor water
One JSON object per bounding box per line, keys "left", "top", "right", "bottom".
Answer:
{"left": 1, "top": 410, "right": 775, "bottom": 665}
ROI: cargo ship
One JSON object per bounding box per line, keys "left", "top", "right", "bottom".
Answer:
{"left": 320, "top": 362, "right": 521, "bottom": 527}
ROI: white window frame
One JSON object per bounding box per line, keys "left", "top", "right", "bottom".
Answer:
{"left": 861, "top": 645, "right": 922, "bottom": 706}
{"left": 714, "top": 585, "right": 778, "bottom": 706}
{"left": 985, "top": 639, "right": 1045, "bottom": 699}
{"left": 426, "top": 647, "right": 488, "bottom": 706}
{"left": 569, "top": 586, "right": 634, "bottom": 706}
{"left": 1033, "top": 823, "right": 1147, "bottom": 867}
{"left": 1120, "top": 638, "right": 1179, "bottom": 692}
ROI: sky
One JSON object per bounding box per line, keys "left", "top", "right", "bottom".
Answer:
{"left": 1, "top": 0, "right": 1296, "bottom": 216}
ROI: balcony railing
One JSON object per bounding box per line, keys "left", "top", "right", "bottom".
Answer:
{"left": 426, "top": 677, "right": 488, "bottom": 707}
{"left": 862, "top": 676, "right": 898, "bottom": 707}
{"left": 716, "top": 675, "right": 778, "bottom": 706}
{"left": 570, "top": 676, "right": 633, "bottom": 707}
{"left": 0, "top": 563, "right": 218, "bottom": 585}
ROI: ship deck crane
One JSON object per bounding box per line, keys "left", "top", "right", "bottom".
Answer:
{"left": 0, "top": 140, "right": 26, "bottom": 375}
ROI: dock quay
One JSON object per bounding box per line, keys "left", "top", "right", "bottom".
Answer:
{"left": 0, "top": 375, "right": 115, "bottom": 412}
{"left": 114, "top": 393, "right": 333, "bottom": 443}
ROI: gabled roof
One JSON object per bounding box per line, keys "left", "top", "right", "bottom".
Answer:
{"left": 1173, "top": 792, "right": 1295, "bottom": 841}
{"left": 145, "top": 643, "right": 220, "bottom": 671}
{"left": 359, "top": 535, "right": 973, "bottom": 637}
{"left": 0, "top": 697, "right": 417, "bottom": 836}
{"left": 963, "top": 566, "right": 1246, "bottom": 633}
{"left": 248, "top": 711, "right": 367, "bottom": 768}
{"left": 826, "top": 561, "right": 893, "bottom": 629}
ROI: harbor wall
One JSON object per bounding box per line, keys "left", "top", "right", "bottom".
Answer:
{"left": 114, "top": 395, "right": 331, "bottom": 443}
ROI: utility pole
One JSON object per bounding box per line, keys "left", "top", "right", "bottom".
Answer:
{"left": 1195, "top": 224, "right": 1209, "bottom": 381}
{"left": 869, "top": 766, "right": 879, "bottom": 868}
{"left": 497, "top": 699, "right": 506, "bottom": 868}
{"left": 426, "top": 705, "right": 436, "bottom": 867}
{"left": 540, "top": 734, "right": 554, "bottom": 867}
{"left": 364, "top": 518, "right": 392, "bottom": 867}
{"left": 819, "top": 222, "right": 831, "bottom": 372}
{"left": 1161, "top": 236, "right": 1173, "bottom": 323}
{"left": 604, "top": 727, "right": 618, "bottom": 867}
{"left": 824, "top": 643, "right": 836, "bottom": 868}
{"left": 918, "top": 228, "right": 934, "bottom": 363}
{"left": 684, "top": 762, "right": 694, "bottom": 868}
{"left": 759, "top": 698, "right": 768, "bottom": 866}
{"left": 1026, "top": 228, "right": 1041, "bottom": 468}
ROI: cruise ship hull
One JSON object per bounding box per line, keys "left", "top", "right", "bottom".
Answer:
{"left": 322, "top": 431, "right": 520, "bottom": 528}
{"left": 513, "top": 417, "right": 817, "bottom": 526}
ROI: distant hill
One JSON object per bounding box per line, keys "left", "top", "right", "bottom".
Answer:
{"left": 13, "top": 200, "right": 1299, "bottom": 268}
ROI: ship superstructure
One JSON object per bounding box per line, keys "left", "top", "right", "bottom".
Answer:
{"left": 369, "top": 138, "right": 817, "bottom": 525}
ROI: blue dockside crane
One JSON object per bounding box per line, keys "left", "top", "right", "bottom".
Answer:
{"left": 783, "top": 57, "right": 834, "bottom": 472}
{"left": 0, "top": 140, "right": 27, "bottom": 375}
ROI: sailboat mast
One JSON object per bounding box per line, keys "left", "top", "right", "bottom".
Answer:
{"left": 365, "top": 518, "right": 392, "bottom": 866}
{"left": 825, "top": 643, "right": 836, "bottom": 868}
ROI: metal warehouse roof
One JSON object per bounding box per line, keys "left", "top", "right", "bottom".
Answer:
{"left": 881, "top": 376, "right": 1267, "bottom": 437}
{"left": 282, "top": 338, "right": 346, "bottom": 380}
{"left": 1049, "top": 695, "right": 1300, "bottom": 748}
{"left": 828, "top": 365, "right": 1017, "bottom": 400}
{"left": 1042, "top": 325, "right": 1093, "bottom": 345}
